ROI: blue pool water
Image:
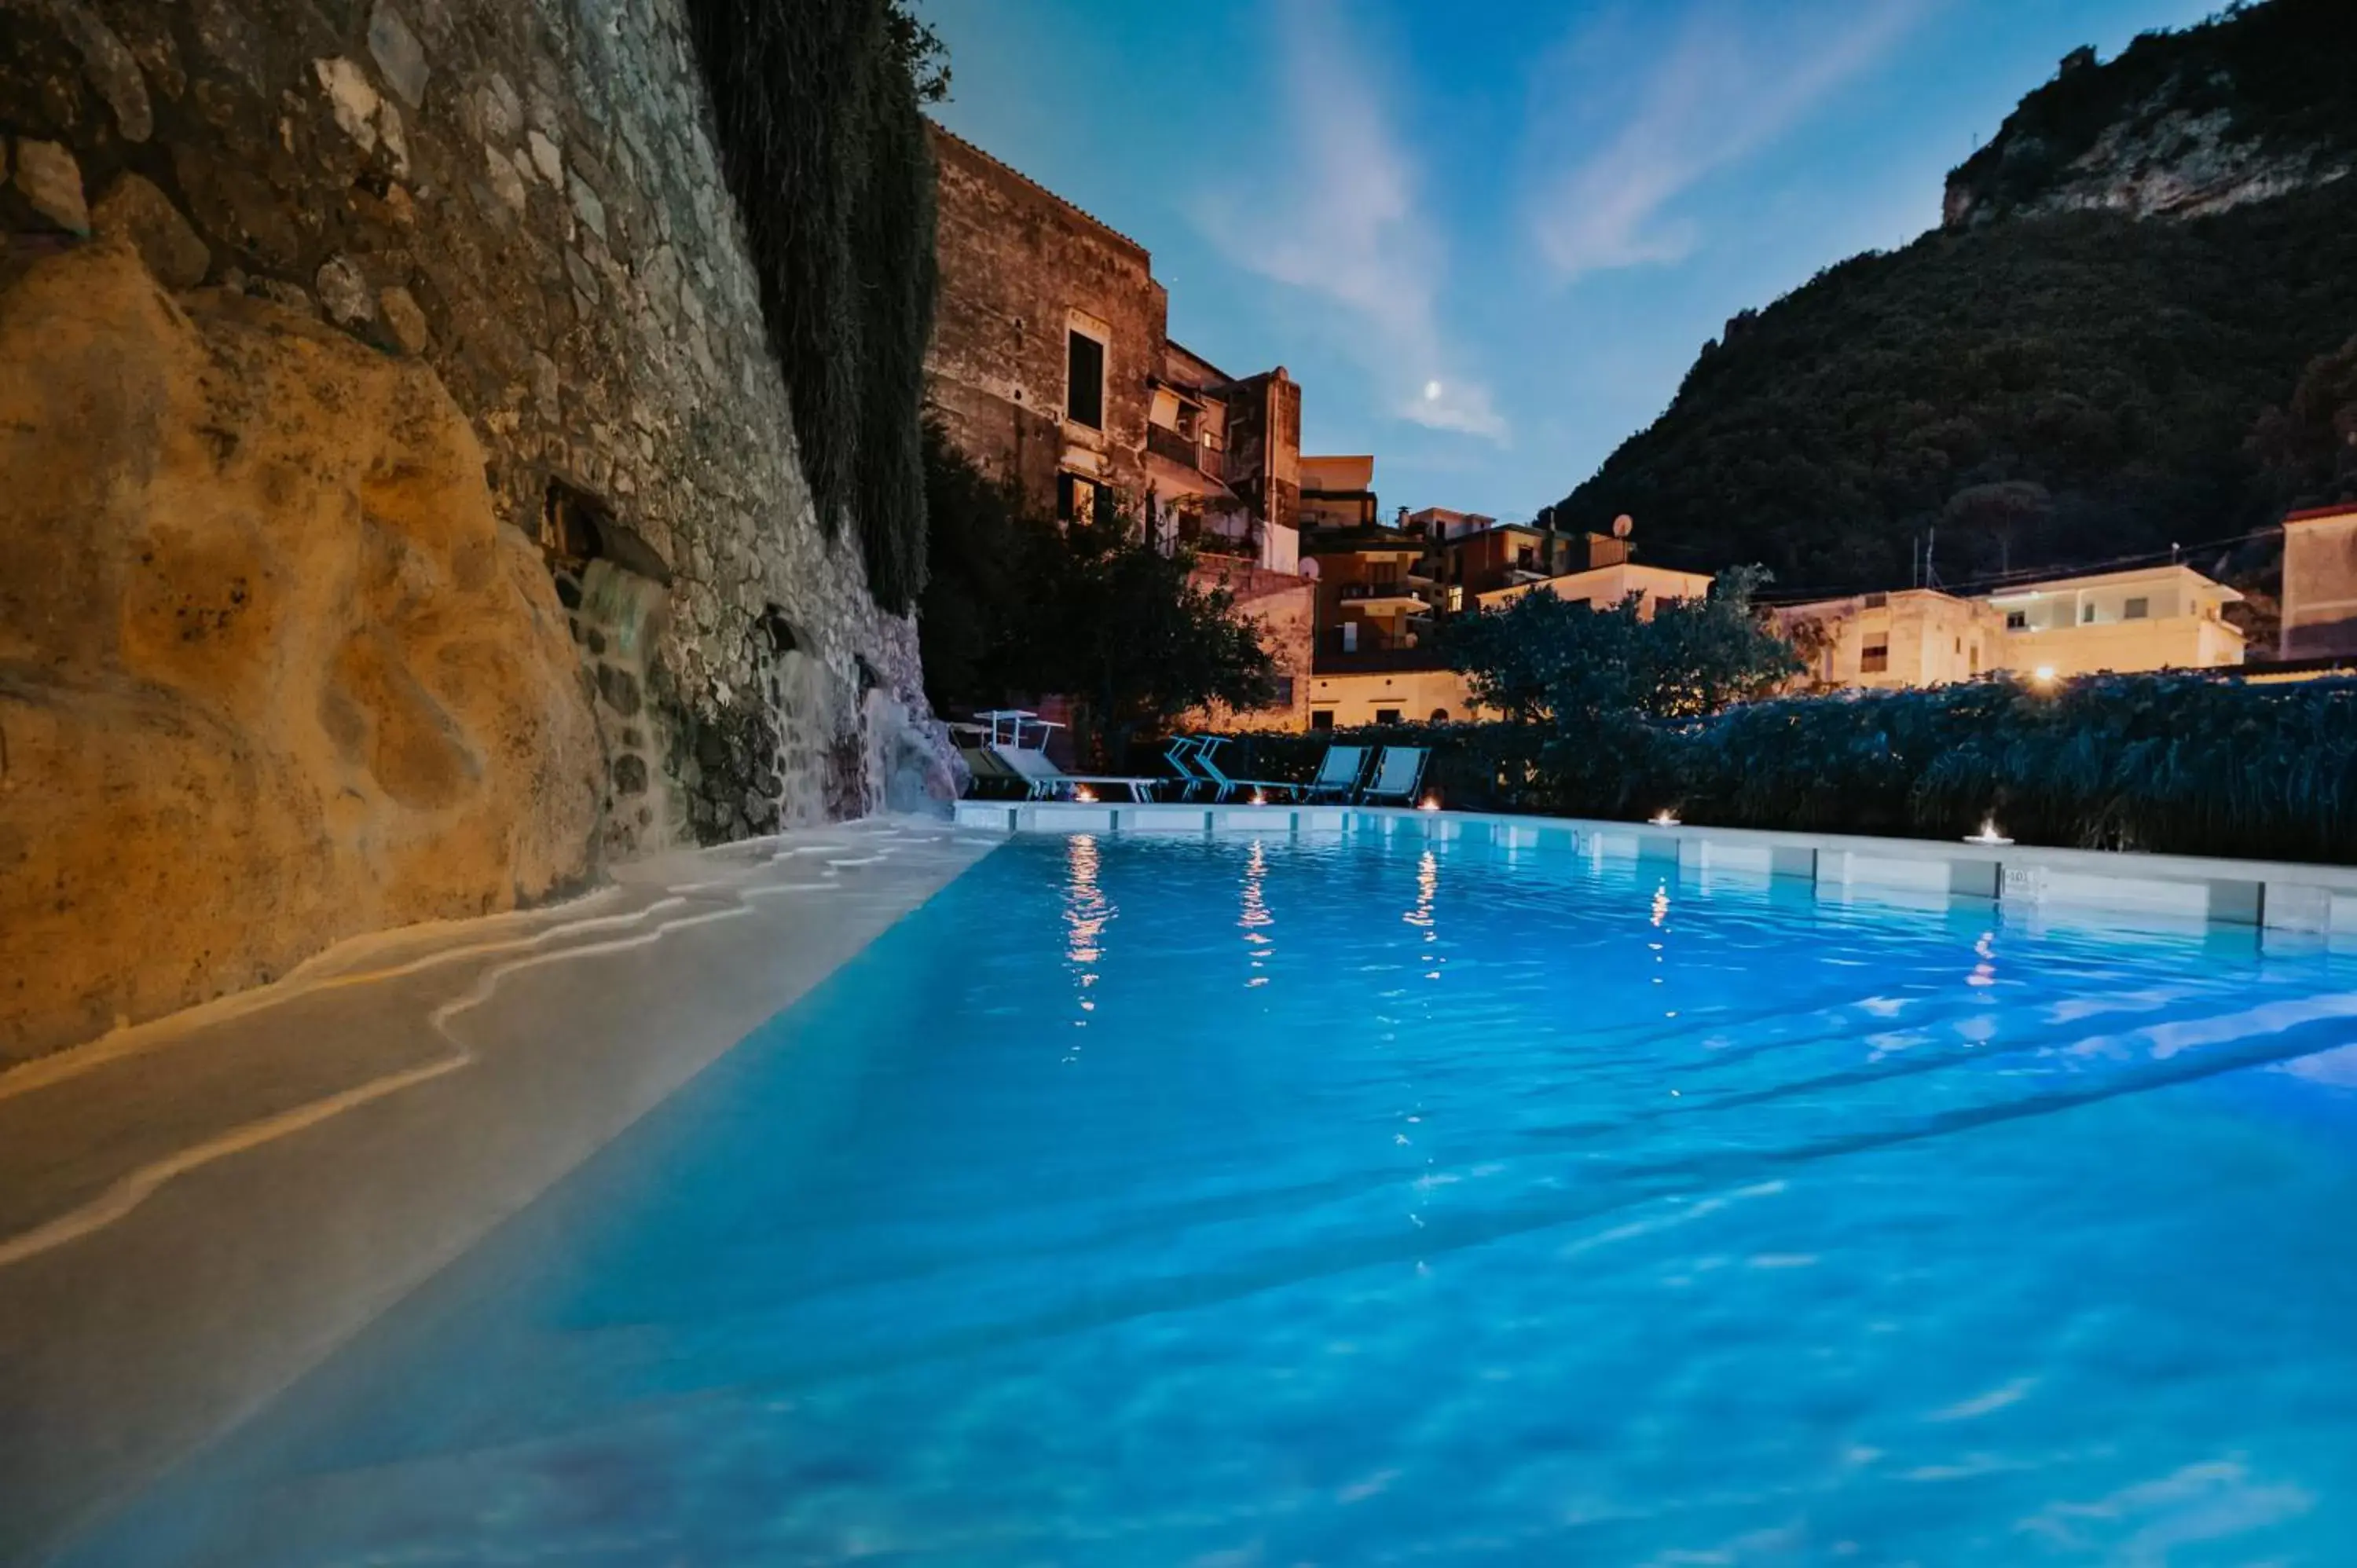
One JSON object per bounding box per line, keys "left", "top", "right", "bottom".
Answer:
{"left": 75, "top": 832, "right": 2357, "bottom": 1564}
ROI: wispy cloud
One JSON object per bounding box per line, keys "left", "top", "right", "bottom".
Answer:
{"left": 1195, "top": 1, "right": 1506, "bottom": 443}
{"left": 1530, "top": 0, "right": 1931, "bottom": 281}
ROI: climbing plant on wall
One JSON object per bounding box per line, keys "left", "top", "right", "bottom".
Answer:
{"left": 682, "top": 0, "right": 945, "bottom": 612}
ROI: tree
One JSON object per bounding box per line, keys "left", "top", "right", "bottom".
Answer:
{"left": 1444, "top": 568, "right": 1800, "bottom": 727}
{"left": 1038, "top": 514, "right": 1276, "bottom": 766}
{"left": 918, "top": 430, "right": 1274, "bottom": 763}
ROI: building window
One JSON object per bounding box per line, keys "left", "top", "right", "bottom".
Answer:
{"left": 1261, "top": 676, "right": 1296, "bottom": 712}
{"left": 2006, "top": 610, "right": 2028, "bottom": 630}
{"left": 1429, "top": 708, "right": 1450, "bottom": 723}
{"left": 1863, "top": 592, "right": 1888, "bottom": 609}
{"left": 1065, "top": 328, "right": 1105, "bottom": 429}
{"left": 2081, "top": 602, "right": 2097, "bottom": 624}
{"left": 1860, "top": 636, "right": 1890, "bottom": 673}
{"left": 1310, "top": 709, "right": 1335, "bottom": 731}
{"left": 1970, "top": 643, "right": 1981, "bottom": 673}
{"left": 1339, "top": 621, "right": 1359, "bottom": 654}
{"left": 1056, "top": 471, "right": 1098, "bottom": 525}
{"left": 2124, "top": 596, "right": 2150, "bottom": 620}
{"left": 1375, "top": 708, "right": 1402, "bottom": 726}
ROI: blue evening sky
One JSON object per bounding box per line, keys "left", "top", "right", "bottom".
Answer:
{"left": 926, "top": 0, "right": 2218, "bottom": 525}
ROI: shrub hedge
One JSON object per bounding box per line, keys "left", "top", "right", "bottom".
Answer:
{"left": 1235, "top": 675, "right": 2357, "bottom": 865}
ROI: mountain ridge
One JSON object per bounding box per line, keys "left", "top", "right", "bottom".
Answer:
{"left": 1553, "top": 0, "right": 2357, "bottom": 607}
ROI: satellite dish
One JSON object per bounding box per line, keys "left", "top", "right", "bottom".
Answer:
{"left": 1612, "top": 515, "right": 1634, "bottom": 539}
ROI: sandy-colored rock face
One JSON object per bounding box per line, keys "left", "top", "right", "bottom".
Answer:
{"left": 0, "top": 241, "right": 603, "bottom": 1061}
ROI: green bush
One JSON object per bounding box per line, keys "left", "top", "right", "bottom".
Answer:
{"left": 683, "top": 0, "right": 940, "bottom": 612}
{"left": 1275, "top": 678, "right": 2357, "bottom": 864}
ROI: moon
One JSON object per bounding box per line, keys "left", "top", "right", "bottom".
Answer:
{"left": 1422, "top": 379, "right": 1442, "bottom": 401}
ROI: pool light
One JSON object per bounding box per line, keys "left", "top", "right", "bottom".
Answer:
{"left": 1417, "top": 794, "right": 1441, "bottom": 811}
{"left": 2032, "top": 665, "right": 2057, "bottom": 687}
{"left": 1963, "top": 816, "right": 2014, "bottom": 846}
{"left": 1649, "top": 809, "right": 1681, "bottom": 827}
{"left": 1251, "top": 788, "right": 1267, "bottom": 806}
{"left": 1073, "top": 786, "right": 1097, "bottom": 804}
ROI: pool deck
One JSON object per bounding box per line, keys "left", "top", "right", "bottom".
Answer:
{"left": 955, "top": 800, "right": 2357, "bottom": 942}
{"left": 0, "top": 817, "right": 1003, "bottom": 1563}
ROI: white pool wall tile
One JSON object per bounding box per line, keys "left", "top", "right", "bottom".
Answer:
{"left": 956, "top": 800, "right": 2357, "bottom": 939}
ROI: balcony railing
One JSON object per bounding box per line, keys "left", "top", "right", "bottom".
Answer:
{"left": 1314, "top": 643, "right": 1449, "bottom": 674}
{"left": 1147, "top": 423, "right": 1222, "bottom": 477}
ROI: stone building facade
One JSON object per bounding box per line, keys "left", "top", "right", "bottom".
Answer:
{"left": 923, "top": 121, "right": 1316, "bottom": 731}
{"left": 924, "top": 122, "right": 1305, "bottom": 577}
{"left": 1, "top": 0, "right": 949, "bottom": 1053}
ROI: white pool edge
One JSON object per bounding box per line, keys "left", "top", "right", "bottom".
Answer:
{"left": 954, "top": 800, "right": 2357, "bottom": 939}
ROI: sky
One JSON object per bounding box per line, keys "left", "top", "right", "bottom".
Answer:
{"left": 925, "top": 0, "right": 2221, "bottom": 526}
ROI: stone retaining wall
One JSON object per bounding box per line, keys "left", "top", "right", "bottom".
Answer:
{"left": 1, "top": 0, "right": 955, "bottom": 1054}
{"left": 2, "top": 0, "right": 944, "bottom": 846}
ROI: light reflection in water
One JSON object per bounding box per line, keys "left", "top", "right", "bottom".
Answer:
{"left": 1062, "top": 835, "right": 1111, "bottom": 1054}
{"left": 1238, "top": 839, "right": 1274, "bottom": 987}
{"left": 1397, "top": 848, "right": 1442, "bottom": 1249}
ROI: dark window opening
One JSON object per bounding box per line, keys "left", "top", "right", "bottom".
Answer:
{"left": 2081, "top": 602, "right": 2098, "bottom": 624}
{"left": 543, "top": 477, "right": 673, "bottom": 585}
{"left": 2005, "top": 610, "right": 2028, "bottom": 630}
{"left": 1429, "top": 708, "right": 1450, "bottom": 723}
{"left": 1057, "top": 471, "right": 1098, "bottom": 525}
{"left": 2124, "top": 596, "right": 2150, "bottom": 620}
{"left": 1860, "top": 637, "right": 1890, "bottom": 674}
{"left": 1375, "top": 708, "right": 1402, "bottom": 725}
{"left": 1310, "top": 709, "right": 1336, "bottom": 731}
{"left": 753, "top": 603, "right": 801, "bottom": 655}
{"left": 1066, "top": 330, "right": 1105, "bottom": 429}
{"left": 1260, "top": 676, "right": 1296, "bottom": 712}
{"left": 1863, "top": 592, "right": 1888, "bottom": 609}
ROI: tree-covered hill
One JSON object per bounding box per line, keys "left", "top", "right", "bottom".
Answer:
{"left": 1552, "top": 0, "right": 2357, "bottom": 599}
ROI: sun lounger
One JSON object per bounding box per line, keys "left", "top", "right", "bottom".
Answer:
{"left": 1164, "top": 735, "right": 1220, "bottom": 801}
{"left": 1301, "top": 743, "right": 1369, "bottom": 802}
{"left": 1358, "top": 745, "right": 1429, "bottom": 805}
{"left": 1190, "top": 737, "right": 1305, "bottom": 804}
{"left": 988, "top": 743, "right": 1163, "bottom": 802}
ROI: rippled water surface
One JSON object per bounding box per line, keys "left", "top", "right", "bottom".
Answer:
{"left": 81, "top": 833, "right": 2357, "bottom": 1564}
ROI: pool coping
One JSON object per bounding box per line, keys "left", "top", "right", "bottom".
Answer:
{"left": 0, "top": 817, "right": 1003, "bottom": 1564}
{"left": 954, "top": 800, "right": 2357, "bottom": 940}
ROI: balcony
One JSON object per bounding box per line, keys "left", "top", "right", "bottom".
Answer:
{"left": 1178, "top": 515, "right": 1260, "bottom": 562}
{"left": 1147, "top": 422, "right": 1222, "bottom": 478}
{"left": 1314, "top": 643, "right": 1448, "bottom": 674}
{"left": 1338, "top": 581, "right": 1431, "bottom": 613}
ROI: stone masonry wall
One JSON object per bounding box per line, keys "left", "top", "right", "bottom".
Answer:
{"left": 1, "top": 0, "right": 947, "bottom": 862}
{"left": 926, "top": 123, "right": 1164, "bottom": 521}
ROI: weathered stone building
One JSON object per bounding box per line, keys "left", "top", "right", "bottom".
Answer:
{"left": 925, "top": 121, "right": 1303, "bottom": 573}
{"left": 0, "top": 0, "right": 948, "bottom": 1058}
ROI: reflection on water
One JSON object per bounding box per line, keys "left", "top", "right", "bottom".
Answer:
{"left": 1062, "top": 833, "right": 1109, "bottom": 1053}
{"left": 1238, "top": 839, "right": 1273, "bottom": 988}
{"left": 65, "top": 833, "right": 2357, "bottom": 1568}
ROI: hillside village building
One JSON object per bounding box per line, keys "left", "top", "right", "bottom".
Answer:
{"left": 1474, "top": 529, "right": 1714, "bottom": 618}
{"left": 924, "top": 123, "right": 1313, "bottom": 727}
{"left": 1773, "top": 590, "right": 2007, "bottom": 690}
{"left": 1982, "top": 563, "right": 2244, "bottom": 677}
{"left": 2280, "top": 503, "right": 2357, "bottom": 660}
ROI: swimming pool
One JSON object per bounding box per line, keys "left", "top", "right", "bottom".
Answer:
{"left": 71, "top": 830, "right": 2357, "bottom": 1563}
